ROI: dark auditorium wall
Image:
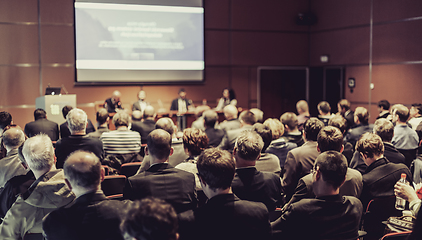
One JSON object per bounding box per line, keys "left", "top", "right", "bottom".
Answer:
{"left": 0, "top": 0, "right": 421, "bottom": 127}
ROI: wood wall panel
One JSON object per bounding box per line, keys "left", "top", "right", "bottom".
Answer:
{"left": 230, "top": 67, "right": 250, "bottom": 109}
{"left": 204, "top": 0, "right": 230, "bottom": 29}
{"left": 0, "top": 25, "right": 39, "bottom": 64}
{"left": 40, "top": 25, "right": 75, "bottom": 63}
{"left": 0, "top": 67, "right": 40, "bottom": 107}
{"left": 205, "top": 31, "right": 230, "bottom": 66}
{"left": 40, "top": 0, "right": 74, "bottom": 24}
{"left": 0, "top": 0, "right": 38, "bottom": 23}
{"left": 373, "top": 0, "right": 422, "bottom": 22}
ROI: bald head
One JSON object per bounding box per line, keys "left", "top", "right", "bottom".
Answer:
{"left": 138, "top": 90, "right": 146, "bottom": 100}
{"left": 64, "top": 151, "right": 102, "bottom": 192}
{"left": 3, "top": 128, "right": 25, "bottom": 150}
{"left": 155, "top": 117, "right": 175, "bottom": 136}
{"left": 112, "top": 90, "right": 121, "bottom": 102}
{"left": 132, "top": 110, "right": 143, "bottom": 121}
{"left": 147, "top": 129, "right": 172, "bottom": 161}
{"left": 223, "top": 105, "right": 238, "bottom": 120}
{"left": 143, "top": 106, "right": 155, "bottom": 119}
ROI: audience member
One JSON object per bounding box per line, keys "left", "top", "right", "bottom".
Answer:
{"left": 296, "top": 100, "right": 310, "bottom": 131}
{"left": 328, "top": 115, "right": 354, "bottom": 162}
{"left": 218, "top": 110, "right": 256, "bottom": 152}
{"left": 132, "top": 90, "right": 149, "bottom": 113}
{"left": 218, "top": 105, "right": 240, "bottom": 132}
{"left": 344, "top": 106, "right": 374, "bottom": 148}
{"left": 55, "top": 108, "right": 104, "bottom": 168}
{"left": 60, "top": 106, "right": 95, "bottom": 138}
{"left": 43, "top": 151, "right": 131, "bottom": 240}
{"left": 104, "top": 90, "right": 123, "bottom": 113}
{"left": 272, "top": 151, "right": 362, "bottom": 240}
{"left": 391, "top": 104, "right": 419, "bottom": 167}
{"left": 280, "top": 112, "right": 304, "bottom": 147}
{"left": 0, "top": 111, "right": 13, "bottom": 136}
{"left": 317, "top": 101, "right": 334, "bottom": 126}
{"left": 191, "top": 105, "right": 210, "bottom": 131}
{"left": 203, "top": 110, "right": 224, "bottom": 147}
{"left": 0, "top": 134, "right": 75, "bottom": 238}
{"left": 231, "top": 131, "right": 283, "bottom": 211}
{"left": 195, "top": 148, "right": 271, "bottom": 240}
{"left": 100, "top": 111, "right": 141, "bottom": 163}
{"left": 263, "top": 118, "right": 297, "bottom": 170}
{"left": 123, "top": 129, "right": 197, "bottom": 213}
{"left": 121, "top": 197, "right": 179, "bottom": 240}
{"left": 250, "top": 108, "right": 264, "bottom": 123}
{"left": 215, "top": 88, "right": 237, "bottom": 111}
{"left": 376, "top": 99, "right": 391, "bottom": 119}
{"left": 394, "top": 180, "right": 420, "bottom": 216}
{"left": 24, "top": 108, "right": 59, "bottom": 141}
{"left": 337, "top": 99, "right": 354, "bottom": 131}
{"left": 409, "top": 103, "right": 422, "bottom": 130}
{"left": 170, "top": 88, "right": 194, "bottom": 112}
{"left": 281, "top": 117, "right": 324, "bottom": 202}
{"left": 0, "top": 128, "right": 28, "bottom": 188}
{"left": 356, "top": 132, "right": 412, "bottom": 209}
{"left": 87, "top": 108, "right": 110, "bottom": 138}
{"left": 131, "top": 106, "right": 156, "bottom": 144}
{"left": 252, "top": 123, "right": 281, "bottom": 175}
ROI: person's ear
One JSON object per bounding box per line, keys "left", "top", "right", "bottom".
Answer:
{"left": 145, "top": 146, "right": 149, "bottom": 156}
{"left": 340, "top": 144, "right": 344, "bottom": 153}
{"left": 64, "top": 178, "right": 72, "bottom": 191}
{"left": 169, "top": 147, "right": 174, "bottom": 156}
{"left": 100, "top": 166, "right": 105, "bottom": 182}
{"left": 317, "top": 145, "right": 321, "bottom": 153}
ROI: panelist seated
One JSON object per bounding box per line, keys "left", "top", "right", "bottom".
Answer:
{"left": 104, "top": 90, "right": 123, "bottom": 113}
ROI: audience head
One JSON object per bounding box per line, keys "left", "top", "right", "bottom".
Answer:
{"left": 354, "top": 106, "right": 369, "bottom": 124}
{"left": 138, "top": 90, "right": 146, "bottom": 100}
{"left": 96, "top": 108, "right": 109, "bottom": 125}
{"left": 263, "top": 118, "right": 284, "bottom": 140}
{"left": 34, "top": 108, "right": 47, "bottom": 120}
{"left": 112, "top": 90, "right": 121, "bottom": 102}
{"left": 178, "top": 88, "right": 186, "bottom": 99}
{"left": 252, "top": 123, "right": 272, "bottom": 152}
{"left": 143, "top": 106, "right": 156, "bottom": 119}
{"left": 239, "top": 110, "right": 256, "bottom": 126}
{"left": 410, "top": 103, "right": 422, "bottom": 118}
{"left": 356, "top": 132, "right": 384, "bottom": 164}
{"left": 392, "top": 104, "right": 409, "bottom": 123}
{"left": 62, "top": 105, "right": 73, "bottom": 119}
{"left": 296, "top": 100, "right": 309, "bottom": 114}
{"left": 250, "top": 108, "right": 263, "bottom": 123}
{"left": 22, "top": 134, "right": 55, "bottom": 172}
{"left": 317, "top": 101, "right": 331, "bottom": 115}
{"left": 121, "top": 197, "right": 178, "bottom": 240}
{"left": 378, "top": 100, "right": 390, "bottom": 112}
{"left": 155, "top": 117, "right": 175, "bottom": 136}
{"left": 373, "top": 118, "right": 394, "bottom": 142}
{"left": 337, "top": 99, "right": 351, "bottom": 114}
{"left": 132, "top": 110, "right": 143, "bottom": 121}
{"left": 66, "top": 108, "right": 88, "bottom": 134}
{"left": 304, "top": 118, "right": 324, "bottom": 141}
{"left": 317, "top": 126, "right": 343, "bottom": 153}
{"left": 223, "top": 105, "right": 238, "bottom": 120}
{"left": 203, "top": 110, "right": 218, "bottom": 128}
{"left": 328, "top": 115, "right": 347, "bottom": 134}
{"left": 234, "top": 131, "right": 264, "bottom": 161}
{"left": 112, "top": 111, "right": 130, "bottom": 128}
{"left": 0, "top": 111, "right": 12, "bottom": 130}
{"left": 313, "top": 151, "right": 348, "bottom": 190}
{"left": 3, "top": 128, "right": 25, "bottom": 150}
{"left": 197, "top": 148, "right": 235, "bottom": 191}
{"left": 280, "top": 112, "right": 298, "bottom": 132}
{"left": 194, "top": 105, "right": 210, "bottom": 118}
{"left": 182, "top": 128, "right": 208, "bottom": 156}
{"left": 147, "top": 129, "right": 172, "bottom": 161}
{"left": 63, "top": 151, "right": 102, "bottom": 194}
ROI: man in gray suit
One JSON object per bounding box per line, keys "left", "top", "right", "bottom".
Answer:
{"left": 218, "top": 110, "right": 256, "bottom": 152}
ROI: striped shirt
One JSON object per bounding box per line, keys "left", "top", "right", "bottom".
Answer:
{"left": 100, "top": 130, "right": 141, "bottom": 155}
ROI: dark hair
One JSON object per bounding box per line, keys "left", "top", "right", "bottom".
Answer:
{"left": 318, "top": 101, "right": 331, "bottom": 114}
{"left": 96, "top": 108, "right": 109, "bottom": 125}
{"left": 317, "top": 126, "right": 343, "bottom": 152}
{"left": 0, "top": 111, "right": 12, "bottom": 129}
{"left": 121, "top": 197, "right": 178, "bottom": 240}
{"left": 411, "top": 103, "right": 422, "bottom": 115}
{"left": 228, "top": 89, "right": 236, "bottom": 101}
{"left": 314, "top": 151, "right": 348, "bottom": 189}
{"left": 378, "top": 100, "right": 390, "bottom": 111}
{"left": 197, "top": 148, "right": 235, "bottom": 190}
{"left": 356, "top": 132, "right": 384, "bottom": 158}
{"left": 34, "top": 108, "right": 47, "bottom": 120}
{"left": 182, "top": 128, "right": 208, "bottom": 156}
{"left": 304, "top": 117, "right": 324, "bottom": 141}
{"left": 394, "top": 105, "right": 410, "bottom": 122}
{"left": 155, "top": 118, "right": 174, "bottom": 136}
{"left": 328, "top": 115, "right": 347, "bottom": 134}
{"left": 62, "top": 105, "right": 73, "bottom": 119}
{"left": 373, "top": 118, "right": 394, "bottom": 142}
{"left": 63, "top": 151, "right": 101, "bottom": 189}
{"left": 147, "top": 129, "right": 172, "bottom": 160}
{"left": 280, "top": 112, "right": 298, "bottom": 130}
{"left": 235, "top": 131, "right": 263, "bottom": 161}
{"left": 239, "top": 110, "right": 256, "bottom": 125}
{"left": 178, "top": 88, "right": 186, "bottom": 94}
{"left": 252, "top": 123, "right": 272, "bottom": 152}
{"left": 203, "top": 110, "right": 218, "bottom": 128}
{"left": 338, "top": 99, "right": 350, "bottom": 111}
{"left": 354, "top": 107, "right": 369, "bottom": 124}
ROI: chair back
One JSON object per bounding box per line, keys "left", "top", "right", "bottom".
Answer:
{"left": 120, "top": 162, "right": 142, "bottom": 178}
{"left": 101, "top": 175, "right": 126, "bottom": 198}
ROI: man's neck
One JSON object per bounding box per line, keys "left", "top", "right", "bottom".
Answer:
{"left": 33, "top": 165, "right": 55, "bottom": 179}
{"left": 5, "top": 146, "right": 18, "bottom": 153}
{"left": 235, "top": 158, "right": 256, "bottom": 168}
{"left": 397, "top": 121, "right": 407, "bottom": 126}
{"left": 74, "top": 186, "right": 101, "bottom": 198}
{"left": 206, "top": 187, "right": 232, "bottom": 199}
{"left": 71, "top": 130, "right": 86, "bottom": 135}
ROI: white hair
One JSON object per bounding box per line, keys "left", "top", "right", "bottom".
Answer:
{"left": 22, "top": 134, "right": 54, "bottom": 171}
{"left": 66, "top": 108, "right": 88, "bottom": 133}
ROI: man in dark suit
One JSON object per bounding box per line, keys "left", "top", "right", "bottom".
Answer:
{"left": 43, "top": 150, "right": 131, "bottom": 240}
{"left": 337, "top": 99, "right": 355, "bottom": 131}
{"left": 104, "top": 90, "right": 123, "bottom": 113}
{"left": 280, "top": 112, "right": 305, "bottom": 147}
{"left": 272, "top": 151, "right": 363, "bottom": 240}
{"left": 356, "top": 132, "right": 412, "bottom": 209}
{"left": 131, "top": 90, "right": 149, "bottom": 112}
{"left": 170, "top": 88, "right": 193, "bottom": 112}
{"left": 24, "top": 108, "right": 59, "bottom": 141}
{"left": 55, "top": 108, "right": 104, "bottom": 168}
{"left": 123, "top": 129, "right": 197, "bottom": 213}
{"left": 218, "top": 110, "right": 256, "bottom": 152}
{"left": 203, "top": 110, "right": 224, "bottom": 147}
{"left": 131, "top": 106, "right": 156, "bottom": 145}
{"left": 60, "top": 105, "right": 95, "bottom": 138}
{"left": 344, "top": 106, "right": 374, "bottom": 148}
{"left": 231, "top": 131, "right": 283, "bottom": 211}
{"left": 195, "top": 148, "right": 271, "bottom": 240}
{"left": 87, "top": 108, "right": 109, "bottom": 139}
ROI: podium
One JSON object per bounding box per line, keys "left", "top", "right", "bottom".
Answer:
{"left": 36, "top": 94, "right": 77, "bottom": 125}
